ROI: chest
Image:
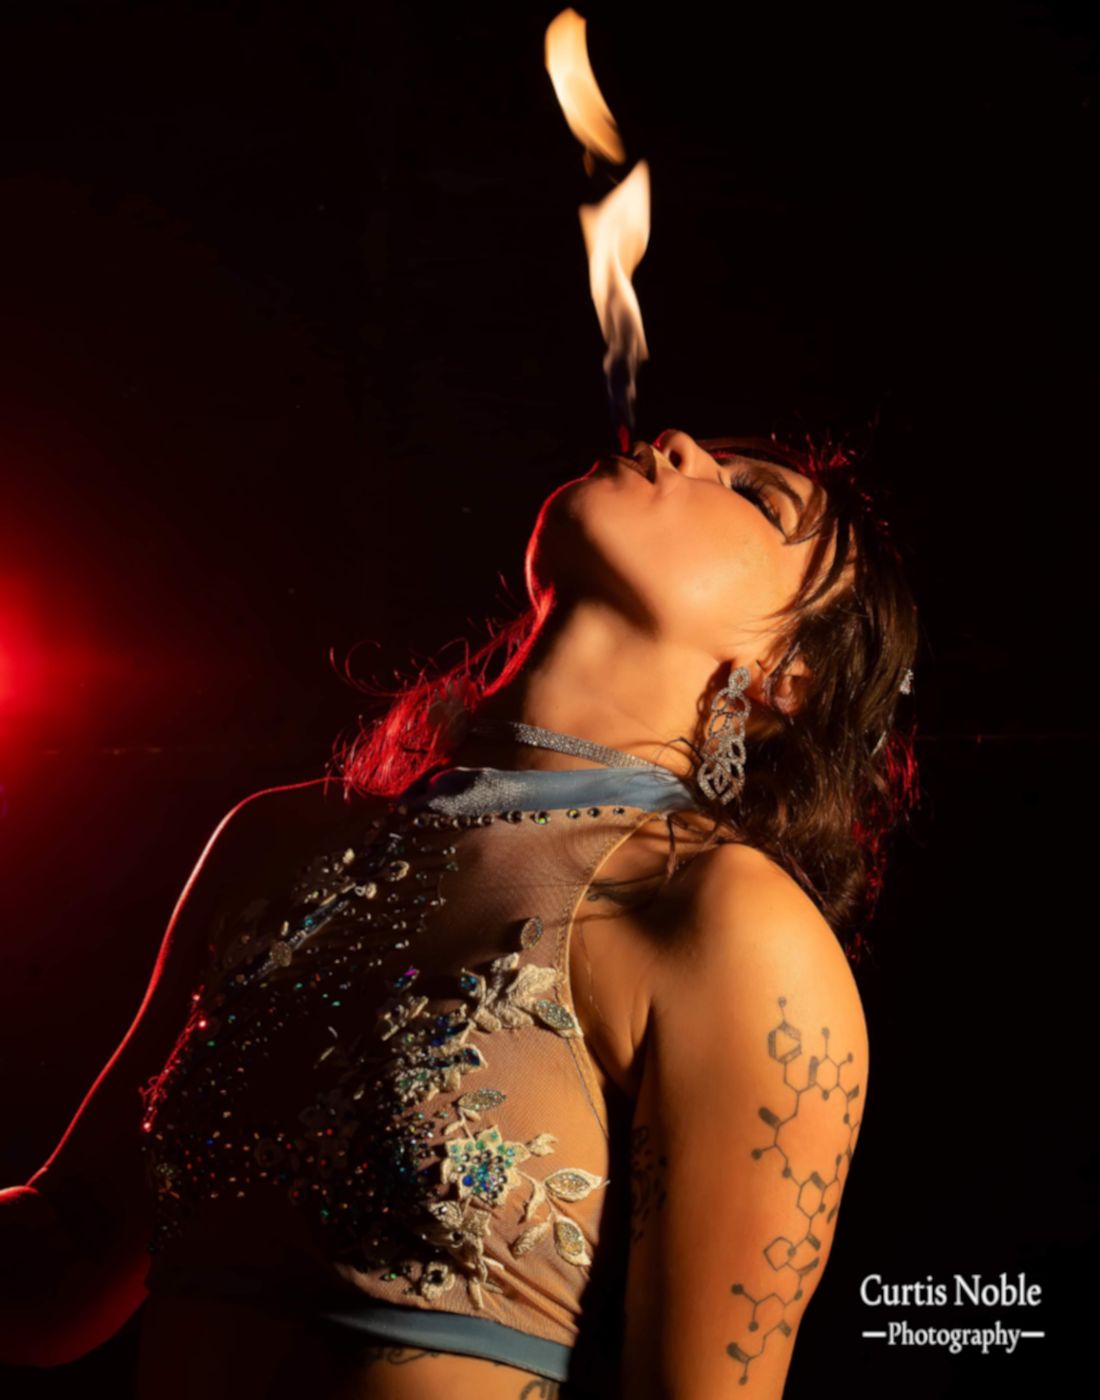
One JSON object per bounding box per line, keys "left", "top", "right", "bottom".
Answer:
{"left": 142, "top": 796, "right": 707, "bottom": 1277}
{"left": 213, "top": 801, "right": 700, "bottom": 1110}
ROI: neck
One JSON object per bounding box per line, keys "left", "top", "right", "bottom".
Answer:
{"left": 448, "top": 596, "right": 720, "bottom": 779}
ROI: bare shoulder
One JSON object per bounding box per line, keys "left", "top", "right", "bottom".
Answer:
{"left": 222, "top": 774, "right": 361, "bottom": 830}
{"left": 209, "top": 775, "right": 386, "bottom": 866}
{"left": 654, "top": 838, "right": 866, "bottom": 1060}
{"left": 179, "top": 778, "right": 392, "bottom": 950}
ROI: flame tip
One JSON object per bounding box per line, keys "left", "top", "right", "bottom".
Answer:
{"left": 544, "top": 7, "right": 627, "bottom": 166}
{"left": 545, "top": 8, "right": 648, "bottom": 430}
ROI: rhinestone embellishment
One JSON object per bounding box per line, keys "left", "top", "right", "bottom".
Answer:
{"left": 137, "top": 779, "right": 637, "bottom": 1309}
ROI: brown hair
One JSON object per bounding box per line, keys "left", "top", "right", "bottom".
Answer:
{"left": 331, "top": 433, "right": 921, "bottom": 958}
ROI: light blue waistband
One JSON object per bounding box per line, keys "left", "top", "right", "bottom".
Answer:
{"left": 398, "top": 763, "right": 700, "bottom": 816}
{"left": 145, "top": 1262, "right": 573, "bottom": 1382}
{"left": 311, "top": 1298, "right": 573, "bottom": 1381}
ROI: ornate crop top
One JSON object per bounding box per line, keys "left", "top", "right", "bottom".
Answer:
{"left": 138, "top": 762, "right": 703, "bottom": 1388}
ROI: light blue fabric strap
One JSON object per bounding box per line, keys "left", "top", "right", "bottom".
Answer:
{"left": 311, "top": 1298, "right": 574, "bottom": 1381}
{"left": 398, "top": 763, "right": 700, "bottom": 816}
{"left": 145, "top": 1261, "right": 573, "bottom": 1382}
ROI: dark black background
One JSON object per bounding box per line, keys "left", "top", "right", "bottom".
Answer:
{"left": 0, "top": 1, "right": 1095, "bottom": 1395}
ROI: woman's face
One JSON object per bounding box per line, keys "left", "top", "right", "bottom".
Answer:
{"left": 528, "top": 429, "right": 837, "bottom": 673}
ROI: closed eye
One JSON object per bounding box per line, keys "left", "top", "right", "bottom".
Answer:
{"left": 725, "top": 468, "right": 785, "bottom": 535}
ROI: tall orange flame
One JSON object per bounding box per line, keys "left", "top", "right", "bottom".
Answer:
{"left": 543, "top": 8, "right": 626, "bottom": 169}
{"left": 544, "top": 8, "right": 650, "bottom": 441}
{"left": 578, "top": 160, "right": 650, "bottom": 438}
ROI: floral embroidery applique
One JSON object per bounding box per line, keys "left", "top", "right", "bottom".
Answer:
{"left": 457, "top": 946, "right": 582, "bottom": 1039}
{"left": 142, "top": 871, "right": 608, "bottom": 1311}
{"left": 382, "top": 920, "right": 606, "bottom": 1307}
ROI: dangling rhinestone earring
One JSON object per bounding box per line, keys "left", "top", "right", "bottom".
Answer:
{"left": 695, "top": 664, "right": 752, "bottom": 805}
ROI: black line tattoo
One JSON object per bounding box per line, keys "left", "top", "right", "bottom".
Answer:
{"left": 360, "top": 1344, "right": 445, "bottom": 1365}
{"left": 726, "top": 995, "right": 863, "bottom": 1386}
{"left": 629, "top": 1123, "right": 669, "bottom": 1244}
{"left": 358, "top": 1344, "right": 556, "bottom": 1389}
{"left": 585, "top": 874, "right": 665, "bottom": 908}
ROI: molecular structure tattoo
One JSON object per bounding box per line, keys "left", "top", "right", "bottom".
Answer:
{"left": 726, "top": 995, "right": 862, "bottom": 1385}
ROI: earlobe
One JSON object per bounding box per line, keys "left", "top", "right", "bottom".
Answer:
{"left": 770, "top": 673, "right": 805, "bottom": 716}
{"left": 761, "top": 653, "right": 811, "bottom": 717}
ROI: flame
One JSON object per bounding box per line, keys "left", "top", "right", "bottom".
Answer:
{"left": 545, "top": 9, "right": 650, "bottom": 442}
{"left": 544, "top": 9, "right": 625, "bottom": 167}
{"left": 578, "top": 161, "right": 650, "bottom": 437}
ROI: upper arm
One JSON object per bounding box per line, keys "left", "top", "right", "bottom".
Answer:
{"left": 21, "top": 782, "right": 299, "bottom": 1353}
{"left": 621, "top": 843, "right": 869, "bottom": 1400}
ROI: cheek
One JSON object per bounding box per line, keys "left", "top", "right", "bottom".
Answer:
{"left": 654, "top": 523, "right": 771, "bottom": 644}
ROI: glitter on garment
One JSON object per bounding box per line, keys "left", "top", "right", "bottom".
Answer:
{"left": 138, "top": 762, "right": 701, "bottom": 1349}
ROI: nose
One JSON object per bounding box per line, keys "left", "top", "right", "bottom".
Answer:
{"left": 652, "top": 429, "right": 714, "bottom": 478}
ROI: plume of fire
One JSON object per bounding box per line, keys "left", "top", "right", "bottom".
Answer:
{"left": 544, "top": 9, "right": 650, "bottom": 447}
{"left": 543, "top": 8, "right": 626, "bottom": 170}
{"left": 578, "top": 162, "right": 650, "bottom": 444}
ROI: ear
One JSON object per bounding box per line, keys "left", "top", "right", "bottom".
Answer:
{"left": 770, "top": 666, "right": 810, "bottom": 716}
{"left": 756, "top": 649, "right": 812, "bottom": 717}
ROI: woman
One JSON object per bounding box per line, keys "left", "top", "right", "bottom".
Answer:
{"left": 0, "top": 428, "right": 918, "bottom": 1398}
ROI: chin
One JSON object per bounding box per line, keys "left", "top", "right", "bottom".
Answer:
{"left": 525, "top": 484, "right": 657, "bottom": 631}
{"left": 525, "top": 476, "right": 594, "bottom": 597}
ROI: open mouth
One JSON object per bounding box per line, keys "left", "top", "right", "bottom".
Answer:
{"left": 597, "top": 452, "right": 651, "bottom": 481}
{"left": 619, "top": 453, "right": 652, "bottom": 481}
{"left": 595, "top": 443, "right": 660, "bottom": 482}
{"left": 608, "top": 443, "right": 659, "bottom": 481}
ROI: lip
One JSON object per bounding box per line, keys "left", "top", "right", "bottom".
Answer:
{"left": 596, "top": 453, "right": 654, "bottom": 487}
{"left": 595, "top": 453, "right": 652, "bottom": 481}
{"left": 620, "top": 453, "right": 653, "bottom": 481}
{"left": 629, "top": 442, "right": 661, "bottom": 482}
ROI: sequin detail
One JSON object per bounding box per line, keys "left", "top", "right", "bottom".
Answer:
{"left": 138, "top": 802, "right": 609, "bottom": 1312}
{"left": 519, "top": 915, "right": 544, "bottom": 949}
{"left": 138, "top": 808, "right": 460, "bottom": 1258}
